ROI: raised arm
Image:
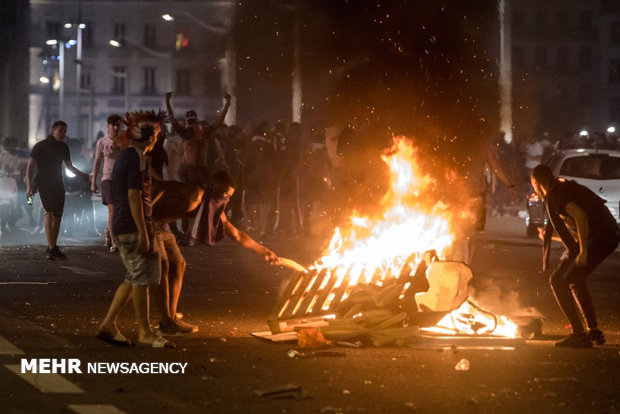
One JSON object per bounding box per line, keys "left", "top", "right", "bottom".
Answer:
{"left": 204, "top": 94, "right": 231, "bottom": 136}
{"left": 165, "top": 91, "right": 185, "bottom": 136}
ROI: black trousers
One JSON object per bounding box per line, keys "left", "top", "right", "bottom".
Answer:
{"left": 548, "top": 233, "right": 619, "bottom": 333}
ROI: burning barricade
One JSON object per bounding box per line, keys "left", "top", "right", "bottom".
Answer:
{"left": 260, "top": 138, "right": 529, "bottom": 347}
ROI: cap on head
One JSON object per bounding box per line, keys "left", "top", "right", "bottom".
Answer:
{"left": 185, "top": 110, "right": 198, "bottom": 122}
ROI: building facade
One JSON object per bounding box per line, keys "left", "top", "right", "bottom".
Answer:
{"left": 510, "top": 0, "right": 620, "bottom": 139}
{"left": 28, "top": 0, "right": 234, "bottom": 148}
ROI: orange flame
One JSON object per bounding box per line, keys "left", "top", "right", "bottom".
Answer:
{"left": 421, "top": 300, "right": 518, "bottom": 338}
{"left": 311, "top": 137, "right": 454, "bottom": 286}
{"left": 308, "top": 137, "right": 518, "bottom": 338}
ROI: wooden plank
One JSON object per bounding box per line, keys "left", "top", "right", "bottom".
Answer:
{"left": 279, "top": 270, "right": 318, "bottom": 319}
{"left": 311, "top": 271, "right": 338, "bottom": 314}
{"left": 328, "top": 274, "right": 351, "bottom": 313}
{"left": 269, "top": 270, "right": 307, "bottom": 319}
{"left": 292, "top": 269, "right": 329, "bottom": 318}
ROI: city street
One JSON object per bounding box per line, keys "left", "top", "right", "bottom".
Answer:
{"left": 1, "top": 215, "right": 620, "bottom": 413}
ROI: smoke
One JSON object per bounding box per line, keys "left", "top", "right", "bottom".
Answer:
{"left": 469, "top": 278, "right": 542, "bottom": 318}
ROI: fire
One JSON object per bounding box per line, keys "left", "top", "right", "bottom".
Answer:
{"left": 311, "top": 137, "right": 454, "bottom": 288}
{"left": 421, "top": 300, "right": 518, "bottom": 338}
{"left": 304, "top": 137, "right": 518, "bottom": 339}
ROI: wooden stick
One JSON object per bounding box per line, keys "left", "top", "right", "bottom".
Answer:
{"left": 278, "top": 257, "right": 308, "bottom": 273}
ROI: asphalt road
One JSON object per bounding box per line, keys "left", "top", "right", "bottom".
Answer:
{"left": 1, "top": 215, "right": 620, "bottom": 413}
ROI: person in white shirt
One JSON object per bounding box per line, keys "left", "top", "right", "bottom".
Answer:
{"left": 91, "top": 114, "right": 125, "bottom": 252}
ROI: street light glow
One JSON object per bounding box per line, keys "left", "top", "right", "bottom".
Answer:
{"left": 68, "top": 39, "right": 77, "bottom": 46}
{"left": 64, "top": 22, "right": 73, "bottom": 28}
{"left": 46, "top": 39, "right": 58, "bottom": 45}
{"left": 109, "top": 39, "right": 122, "bottom": 47}
{"left": 78, "top": 23, "right": 86, "bottom": 29}
{"left": 579, "top": 130, "right": 588, "bottom": 137}
{"left": 162, "top": 13, "right": 174, "bottom": 21}
{"left": 607, "top": 126, "right": 616, "bottom": 134}
{"left": 39, "top": 76, "right": 50, "bottom": 84}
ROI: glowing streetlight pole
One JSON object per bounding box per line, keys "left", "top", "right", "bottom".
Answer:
{"left": 59, "top": 40, "right": 65, "bottom": 121}
{"left": 499, "top": 0, "right": 513, "bottom": 144}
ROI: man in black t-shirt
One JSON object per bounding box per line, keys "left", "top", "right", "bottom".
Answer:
{"left": 532, "top": 165, "right": 620, "bottom": 348}
{"left": 26, "top": 121, "right": 89, "bottom": 260}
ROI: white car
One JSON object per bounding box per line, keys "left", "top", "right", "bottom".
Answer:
{"left": 527, "top": 149, "right": 620, "bottom": 236}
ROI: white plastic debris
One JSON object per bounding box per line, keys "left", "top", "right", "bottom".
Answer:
{"left": 454, "top": 358, "right": 470, "bottom": 371}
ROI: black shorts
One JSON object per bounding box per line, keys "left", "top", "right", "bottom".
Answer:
{"left": 101, "top": 180, "right": 113, "bottom": 205}
{"left": 39, "top": 188, "right": 65, "bottom": 216}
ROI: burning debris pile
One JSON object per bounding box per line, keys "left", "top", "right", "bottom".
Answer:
{"left": 265, "top": 138, "right": 520, "bottom": 346}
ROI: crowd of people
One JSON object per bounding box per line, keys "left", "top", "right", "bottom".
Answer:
{"left": 2, "top": 104, "right": 619, "bottom": 349}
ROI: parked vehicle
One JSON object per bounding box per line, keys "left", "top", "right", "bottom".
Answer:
{"left": 526, "top": 149, "right": 620, "bottom": 236}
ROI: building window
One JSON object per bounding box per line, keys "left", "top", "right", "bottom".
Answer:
{"left": 113, "top": 22, "right": 125, "bottom": 43}
{"left": 112, "top": 66, "right": 125, "bottom": 94}
{"left": 610, "top": 59, "right": 620, "bottom": 84}
{"left": 80, "top": 67, "right": 92, "bottom": 89}
{"left": 611, "top": 21, "right": 620, "bottom": 46}
{"left": 143, "top": 67, "right": 156, "bottom": 94}
{"left": 579, "top": 11, "right": 592, "bottom": 29}
{"left": 534, "top": 46, "right": 547, "bottom": 67}
{"left": 176, "top": 69, "right": 191, "bottom": 95}
{"left": 557, "top": 46, "right": 569, "bottom": 67}
{"left": 45, "top": 21, "right": 60, "bottom": 40}
{"left": 204, "top": 65, "right": 220, "bottom": 96}
{"left": 579, "top": 46, "right": 592, "bottom": 69}
{"left": 82, "top": 22, "right": 94, "bottom": 48}
{"left": 513, "top": 46, "right": 524, "bottom": 68}
{"left": 144, "top": 24, "right": 157, "bottom": 49}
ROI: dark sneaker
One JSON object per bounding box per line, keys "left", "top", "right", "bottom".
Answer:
{"left": 52, "top": 246, "right": 67, "bottom": 260}
{"left": 587, "top": 328, "right": 606, "bottom": 345}
{"left": 46, "top": 248, "right": 55, "bottom": 261}
{"left": 554, "top": 332, "right": 592, "bottom": 348}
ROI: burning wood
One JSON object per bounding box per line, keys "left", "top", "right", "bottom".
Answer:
{"left": 266, "top": 138, "right": 521, "bottom": 345}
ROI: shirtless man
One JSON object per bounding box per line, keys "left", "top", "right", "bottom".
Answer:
{"left": 165, "top": 91, "right": 231, "bottom": 185}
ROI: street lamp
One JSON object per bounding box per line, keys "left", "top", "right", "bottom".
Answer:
{"left": 109, "top": 38, "right": 173, "bottom": 91}
{"left": 46, "top": 38, "right": 66, "bottom": 121}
